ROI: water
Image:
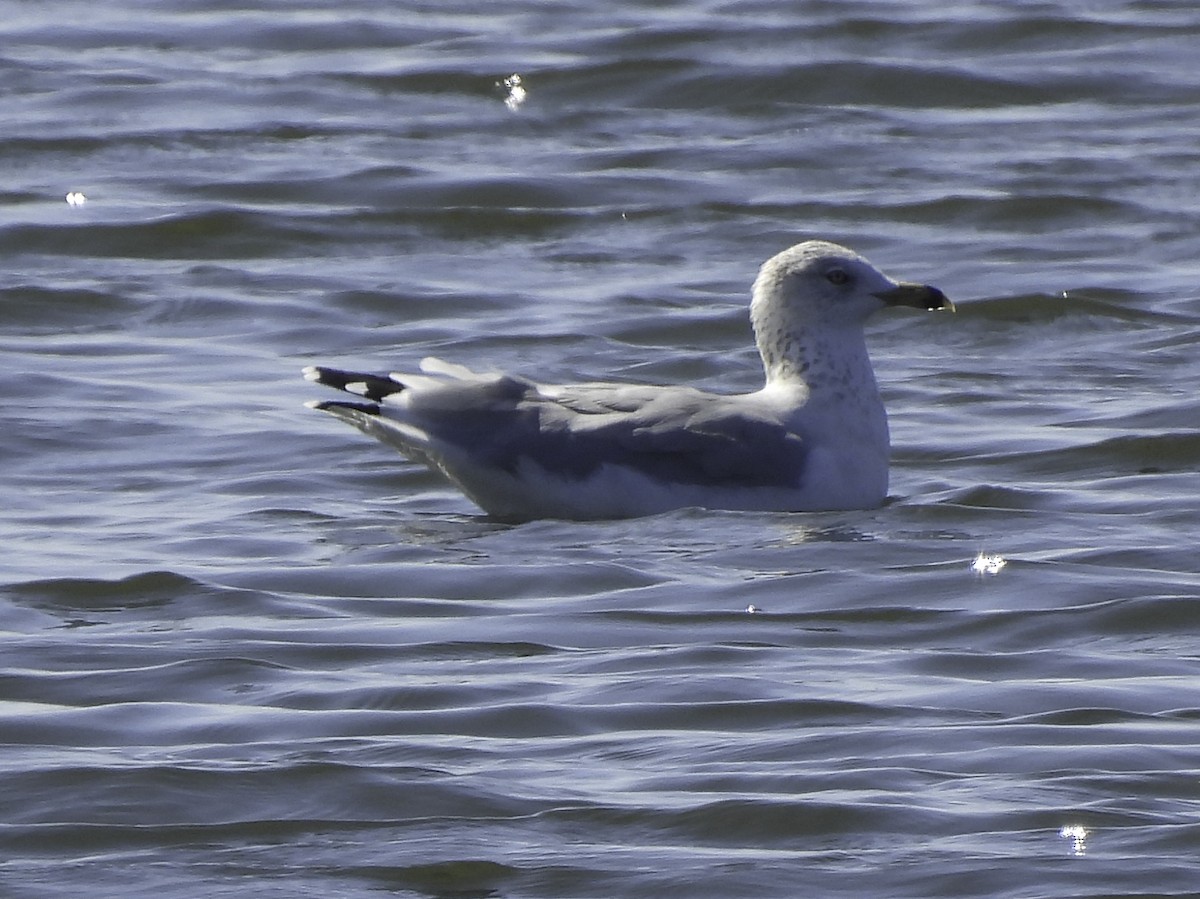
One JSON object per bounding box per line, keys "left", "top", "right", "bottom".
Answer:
{"left": 4, "top": 2, "right": 1200, "bottom": 896}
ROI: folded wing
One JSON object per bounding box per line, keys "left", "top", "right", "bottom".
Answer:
{"left": 306, "top": 362, "right": 807, "bottom": 491}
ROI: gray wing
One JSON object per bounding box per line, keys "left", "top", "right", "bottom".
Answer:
{"left": 461, "top": 382, "right": 808, "bottom": 489}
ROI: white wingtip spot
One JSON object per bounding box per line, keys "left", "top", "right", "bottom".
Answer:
{"left": 302, "top": 366, "right": 322, "bottom": 381}
{"left": 304, "top": 400, "right": 323, "bottom": 409}
{"left": 344, "top": 381, "right": 369, "bottom": 397}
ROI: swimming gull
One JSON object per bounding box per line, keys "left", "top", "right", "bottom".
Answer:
{"left": 303, "top": 240, "right": 952, "bottom": 520}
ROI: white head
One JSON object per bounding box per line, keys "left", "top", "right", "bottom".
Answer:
{"left": 749, "top": 240, "right": 949, "bottom": 386}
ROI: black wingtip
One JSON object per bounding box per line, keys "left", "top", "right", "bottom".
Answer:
{"left": 302, "top": 365, "right": 405, "bottom": 401}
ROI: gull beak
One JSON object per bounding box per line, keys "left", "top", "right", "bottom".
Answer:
{"left": 875, "top": 281, "right": 955, "bottom": 313}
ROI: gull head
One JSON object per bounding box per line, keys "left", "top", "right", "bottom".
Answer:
{"left": 750, "top": 240, "right": 951, "bottom": 385}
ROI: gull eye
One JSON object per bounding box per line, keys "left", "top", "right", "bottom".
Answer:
{"left": 825, "top": 268, "right": 850, "bottom": 286}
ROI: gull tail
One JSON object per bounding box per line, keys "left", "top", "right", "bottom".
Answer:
{"left": 303, "top": 365, "right": 436, "bottom": 465}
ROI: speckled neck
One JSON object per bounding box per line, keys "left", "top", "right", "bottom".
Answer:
{"left": 750, "top": 279, "right": 879, "bottom": 400}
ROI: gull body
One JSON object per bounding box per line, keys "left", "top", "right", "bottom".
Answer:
{"left": 304, "top": 240, "right": 951, "bottom": 520}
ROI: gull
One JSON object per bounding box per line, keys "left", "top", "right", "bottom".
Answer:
{"left": 303, "top": 240, "right": 952, "bottom": 520}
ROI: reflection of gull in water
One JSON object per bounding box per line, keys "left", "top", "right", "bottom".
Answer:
{"left": 304, "top": 240, "right": 952, "bottom": 520}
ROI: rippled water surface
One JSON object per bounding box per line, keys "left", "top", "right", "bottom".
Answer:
{"left": 4, "top": 2, "right": 1200, "bottom": 897}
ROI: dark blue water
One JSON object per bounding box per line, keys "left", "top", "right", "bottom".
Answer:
{"left": 4, "top": 3, "right": 1200, "bottom": 896}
